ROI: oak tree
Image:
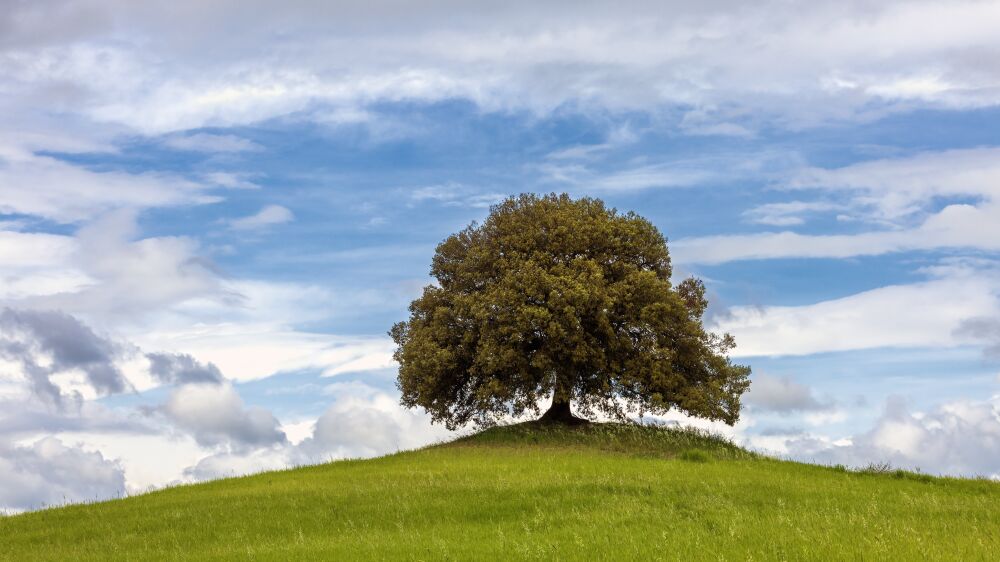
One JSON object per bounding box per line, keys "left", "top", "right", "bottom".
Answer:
{"left": 391, "top": 193, "right": 750, "bottom": 428}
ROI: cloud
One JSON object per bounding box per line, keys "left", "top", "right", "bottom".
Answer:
{"left": 777, "top": 396, "right": 1000, "bottom": 477}
{"left": 4, "top": 1, "right": 1000, "bottom": 136}
{"left": 744, "top": 373, "right": 829, "bottom": 413}
{"left": 0, "top": 230, "right": 76, "bottom": 269}
{"left": 174, "top": 382, "right": 452, "bottom": 483}
{"left": 674, "top": 202, "right": 1000, "bottom": 265}
{"left": 203, "top": 172, "right": 259, "bottom": 190}
{"left": 0, "top": 399, "right": 157, "bottom": 442}
{"left": 228, "top": 205, "right": 294, "bottom": 230}
{"left": 788, "top": 147, "right": 1000, "bottom": 221}
{"left": 0, "top": 231, "right": 88, "bottom": 301}
{"left": 742, "top": 201, "right": 845, "bottom": 227}
{"left": 146, "top": 352, "right": 224, "bottom": 385}
{"left": 135, "top": 323, "right": 396, "bottom": 383}
{"left": 409, "top": 183, "right": 505, "bottom": 208}
{"left": 674, "top": 148, "right": 1000, "bottom": 264}
{"left": 296, "top": 382, "right": 452, "bottom": 461}
{"left": 181, "top": 448, "right": 290, "bottom": 482}
{"left": 714, "top": 272, "right": 1000, "bottom": 357}
{"left": 542, "top": 161, "right": 722, "bottom": 193}
{"left": 162, "top": 383, "right": 287, "bottom": 449}
{"left": 0, "top": 437, "right": 125, "bottom": 513}
{"left": 161, "top": 133, "right": 262, "bottom": 153}
{"left": 955, "top": 318, "right": 1000, "bottom": 358}
{"left": 19, "top": 210, "right": 235, "bottom": 321}
{"left": 0, "top": 148, "right": 216, "bottom": 224}
{"left": 0, "top": 307, "right": 131, "bottom": 407}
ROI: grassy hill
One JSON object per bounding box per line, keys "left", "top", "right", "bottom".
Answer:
{"left": 2, "top": 422, "right": 999, "bottom": 561}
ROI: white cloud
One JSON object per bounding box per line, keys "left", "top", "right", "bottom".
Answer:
{"left": 744, "top": 373, "right": 830, "bottom": 413}
{"left": 162, "top": 383, "right": 287, "bottom": 449}
{"left": 3, "top": 1, "right": 1000, "bottom": 136}
{"left": 788, "top": 147, "right": 1000, "bottom": 220}
{"left": 161, "top": 133, "right": 262, "bottom": 153}
{"left": 228, "top": 205, "right": 294, "bottom": 230}
{"left": 675, "top": 148, "right": 1000, "bottom": 264}
{"left": 742, "top": 201, "right": 844, "bottom": 227}
{"left": 295, "top": 382, "right": 453, "bottom": 461}
{"left": 136, "top": 326, "right": 395, "bottom": 383}
{"left": 18, "top": 210, "right": 234, "bottom": 323}
{"left": 0, "top": 231, "right": 89, "bottom": 301}
{"left": 409, "top": 183, "right": 505, "bottom": 208}
{"left": 776, "top": 396, "right": 1000, "bottom": 477}
{"left": 715, "top": 273, "right": 1000, "bottom": 357}
{"left": 543, "top": 161, "right": 723, "bottom": 193}
{"left": 0, "top": 148, "right": 216, "bottom": 223}
{"left": 182, "top": 447, "right": 291, "bottom": 481}
{"left": 0, "top": 437, "right": 125, "bottom": 513}
{"left": 203, "top": 172, "right": 259, "bottom": 190}
{"left": 675, "top": 201, "right": 1000, "bottom": 265}
{"left": 0, "top": 230, "right": 76, "bottom": 269}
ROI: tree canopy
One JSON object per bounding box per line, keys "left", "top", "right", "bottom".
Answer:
{"left": 391, "top": 193, "right": 750, "bottom": 428}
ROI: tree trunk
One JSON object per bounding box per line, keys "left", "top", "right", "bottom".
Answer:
{"left": 538, "top": 396, "right": 589, "bottom": 425}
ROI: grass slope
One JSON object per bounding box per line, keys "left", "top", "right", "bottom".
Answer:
{"left": 2, "top": 422, "right": 999, "bottom": 561}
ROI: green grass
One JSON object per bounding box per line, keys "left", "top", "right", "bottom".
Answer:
{"left": 2, "top": 422, "right": 999, "bottom": 561}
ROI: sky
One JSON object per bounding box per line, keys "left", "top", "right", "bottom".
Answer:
{"left": 3, "top": 0, "right": 1000, "bottom": 512}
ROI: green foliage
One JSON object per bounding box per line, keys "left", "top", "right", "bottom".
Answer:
{"left": 392, "top": 193, "right": 751, "bottom": 428}
{"left": 3, "top": 423, "right": 999, "bottom": 561}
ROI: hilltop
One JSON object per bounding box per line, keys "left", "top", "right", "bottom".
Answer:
{"left": 2, "top": 422, "right": 998, "bottom": 561}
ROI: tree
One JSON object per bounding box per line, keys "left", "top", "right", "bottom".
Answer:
{"left": 391, "top": 193, "right": 750, "bottom": 429}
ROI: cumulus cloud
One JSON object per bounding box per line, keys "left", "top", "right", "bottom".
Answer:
{"left": 162, "top": 383, "right": 287, "bottom": 449}
{"left": 182, "top": 448, "right": 290, "bottom": 482}
{"left": 777, "top": 396, "right": 1000, "bottom": 477}
{"left": 0, "top": 437, "right": 125, "bottom": 513}
{"left": 227, "top": 205, "right": 294, "bottom": 231}
{"left": 744, "top": 373, "right": 829, "bottom": 413}
{"left": 175, "top": 383, "right": 452, "bottom": 482}
{"left": 295, "top": 382, "right": 452, "bottom": 461}
{"left": 146, "top": 352, "right": 224, "bottom": 385}
{"left": 0, "top": 307, "right": 131, "bottom": 407}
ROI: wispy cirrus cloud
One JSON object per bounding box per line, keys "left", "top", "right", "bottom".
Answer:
{"left": 0, "top": 150, "right": 216, "bottom": 224}
{"left": 161, "top": 133, "right": 263, "bottom": 153}
{"left": 227, "top": 205, "right": 294, "bottom": 231}
{"left": 715, "top": 267, "right": 1000, "bottom": 357}
{"left": 675, "top": 148, "right": 1000, "bottom": 264}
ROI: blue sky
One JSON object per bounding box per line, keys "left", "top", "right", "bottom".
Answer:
{"left": 3, "top": 0, "right": 1000, "bottom": 512}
